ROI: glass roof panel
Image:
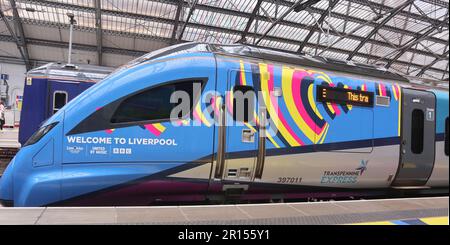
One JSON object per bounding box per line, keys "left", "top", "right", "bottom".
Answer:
{"left": 102, "top": 14, "right": 173, "bottom": 38}
{"left": 45, "top": 0, "right": 94, "bottom": 8}
{"left": 268, "top": 25, "right": 309, "bottom": 42}
{"left": 16, "top": 2, "right": 95, "bottom": 29}
{"left": 198, "top": 0, "right": 257, "bottom": 14}
{"left": 190, "top": 9, "right": 248, "bottom": 32}
{"left": 0, "top": 0, "right": 447, "bottom": 80}
{"left": 101, "top": 0, "right": 177, "bottom": 19}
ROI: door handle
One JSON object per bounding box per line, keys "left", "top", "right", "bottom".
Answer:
{"left": 214, "top": 103, "right": 226, "bottom": 179}
{"left": 242, "top": 129, "right": 255, "bottom": 143}
{"left": 401, "top": 140, "right": 407, "bottom": 154}
{"left": 254, "top": 108, "right": 267, "bottom": 180}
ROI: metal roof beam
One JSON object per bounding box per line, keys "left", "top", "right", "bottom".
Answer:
{"left": 417, "top": 49, "right": 449, "bottom": 77}
{"left": 413, "top": 2, "right": 448, "bottom": 30}
{"left": 318, "top": 1, "right": 415, "bottom": 57}
{"left": 14, "top": 0, "right": 442, "bottom": 62}
{"left": 0, "top": 32, "right": 447, "bottom": 76}
{"left": 406, "top": 43, "right": 418, "bottom": 74}
{"left": 346, "top": 0, "right": 414, "bottom": 61}
{"left": 0, "top": 7, "right": 31, "bottom": 70}
{"left": 0, "top": 34, "right": 148, "bottom": 56}
{"left": 255, "top": 0, "right": 321, "bottom": 45}
{"left": 420, "top": 0, "right": 449, "bottom": 9}
{"left": 170, "top": 0, "right": 183, "bottom": 44}
{"left": 0, "top": 55, "right": 55, "bottom": 67}
{"left": 297, "top": 0, "right": 339, "bottom": 53}
{"left": 258, "top": 0, "right": 448, "bottom": 45}
{"left": 177, "top": 0, "right": 198, "bottom": 42}
{"left": 6, "top": 0, "right": 32, "bottom": 70}
{"left": 237, "top": 0, "right": 263, "bottom": 43}
{"left": 443, "top": 64, "right": 449, "bottom": 80}
{"left": 398, "top": 4, "right": 413, "bottom": 47}
{"left": 94, "top": 0, "right": 102, "bottom": 65}
{"left": 10, "top": 0, "right": 449, "bottom": 74}
{"left": 385, "top": 18, "right": 448, "bottom": 69}
{"left": 347, "top": 0, "right": 449, "bottom": 29}
{"left": 18, "top": 6, "right": 436, "bottom": 61}
{"left": 19, "top": 18, "right": 172, "bottom": 43}
{"left": 23, "top": 0, "right": 448, "bottom": 47}
{"left": 16, "top": 8, "right": 444, "bottom": 73}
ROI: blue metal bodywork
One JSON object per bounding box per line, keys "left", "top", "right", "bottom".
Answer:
{"left": 1, "top": 45, "right": 448, "bottom": 207}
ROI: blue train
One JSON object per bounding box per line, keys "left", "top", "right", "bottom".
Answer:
{"left": 1, "top": 43, "right": 448, "bottom": 207}
{"left": 18, "top": 63, "right": 113, "bottom": 145}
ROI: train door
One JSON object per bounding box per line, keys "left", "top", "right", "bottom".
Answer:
{"left": 392, "top": 88, "right": 436, "bottom": 186}
{"left": 213, "top": 70, "right": 264, "bottom": 186}
{"left": 47, "top": 80, "right": 79, "bottom": 117}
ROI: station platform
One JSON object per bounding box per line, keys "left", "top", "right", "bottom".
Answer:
{"left": 0, "top": 128, "right": 20, "bottom": 175}
{"left": 0, "top": 128, "right": 20, "bottom": 148}
{"left": 0, "top": 197, "right": 447, "bottom": 225}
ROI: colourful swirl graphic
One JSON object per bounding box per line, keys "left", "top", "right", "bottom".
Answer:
{"left": 282, "top": 67, "right": 327, "bottom": 144}
{"left": 144, "top": 123, "right": 166, "bottom": 137}
{"left": 259, "top": 63, "right": 304, "bottom": 147}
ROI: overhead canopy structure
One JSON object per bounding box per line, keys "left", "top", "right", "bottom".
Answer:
{"left": 0, "top": 0, "right": 448, "bottom": 82}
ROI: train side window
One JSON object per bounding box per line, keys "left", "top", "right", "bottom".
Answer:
{"left": 411, "top": 109, "right": 424, "bottom": 154}
{"left": 53, "top": 91, "right": 68, "bottom": 114}
{"left": 445, "top": 117, "right": 449, "bottom": 156}
{"left": 111, "top": 81, "right": 201, "bottom": 124}
{"left": 232, "top": 85, "right": 255, "bottom": 123}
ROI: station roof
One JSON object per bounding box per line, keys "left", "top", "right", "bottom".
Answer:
{"left": 0, "top": 0, "right": 448, "bottom": 84}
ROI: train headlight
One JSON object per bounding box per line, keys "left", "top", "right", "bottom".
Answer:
{"left": 23, "top": 122, "right": 59, "bottom": 147}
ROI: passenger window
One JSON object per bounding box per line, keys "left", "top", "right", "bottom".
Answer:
{"left": 53, "top": 91, "right": 67, "bottom": 114}
{"left": 445, "top": 117, "right": 449, "bottom": 156}
{"left": 232, "top": 85, "right": 255, "bottom": 123}
{"left": 111, "top": 81, "right": 201, "bottom": 123}
{"left": 411, "top": 109, "right": 424, "bottom": 154}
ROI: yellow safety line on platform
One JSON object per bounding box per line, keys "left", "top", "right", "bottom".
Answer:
{"left": 420, "top": 217, "right": 449, "bottom": 225}
{"left": 349, "top": 216, "right": 449, "bottom": 225}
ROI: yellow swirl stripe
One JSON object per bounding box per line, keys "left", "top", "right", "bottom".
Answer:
{"left": 153, "top": 123, "right": 166, "bottom": 133}
{"left": 282, "top": 67, "right": 316, "bottom": 143}
{"left": 267, "top": 135, "right": 281, "bottom": 148}
{"left": 195, "top": 102, "right": 212, "bottom": 127}
{"left": 259, "top": 63, "right": 301, "bottom": 147}
{"left": 315, "top": 72, "right": 333, "bottom": 84}
{"left": 245, "top": 123, "right": 257, "bottom": 133}
{"left": 307, "top": 82, "right": 325, "bottom": 120}
{"left": 240, "top": 60, "right": 247, "bottom": 86}
{"left": 392, "top": 85, "right": 399, "bottom": 101}
{"left": 378, "top": 83, "right": 383, "bottom": 96}
{"left": 253, "top": 111, "right": 260, "bottom": 126}
{"left": 318, "top": 124, "right": 330, "bottom": 144}
{"left": 326, "top": 102, "right": 335, "bottom": 114}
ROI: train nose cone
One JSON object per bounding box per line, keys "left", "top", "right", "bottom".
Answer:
{"left": 0, "top": 157, "right": 16, "bottom": 206}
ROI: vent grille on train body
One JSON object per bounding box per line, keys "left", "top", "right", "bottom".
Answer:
{"left": 376, "top": 96, "right": 390, "bottom": 107}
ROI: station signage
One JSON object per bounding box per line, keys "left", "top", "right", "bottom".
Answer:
{"left": 316, "top": 85, "right": 374, "bottom": 107}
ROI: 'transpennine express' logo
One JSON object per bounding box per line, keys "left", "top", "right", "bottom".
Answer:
{"left": 356, "top": 160, "right": 369, "bottom": 175}
{"left": 321, "top": 160, "right": 369, "bottom": 184}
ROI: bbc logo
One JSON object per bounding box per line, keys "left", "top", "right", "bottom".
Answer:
{"left": 113, "top": 148, "right": 132, "bottom": 155}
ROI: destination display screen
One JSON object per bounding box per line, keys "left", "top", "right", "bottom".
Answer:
{"left": 316, "top": 85, "right": 374, "bottom": 107}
